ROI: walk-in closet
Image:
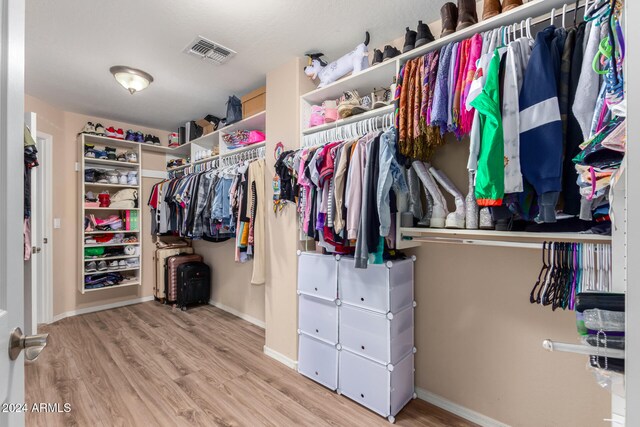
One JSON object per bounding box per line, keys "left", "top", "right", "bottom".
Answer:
{"left": 1, "top": 0, "right": 635, "bottom": 426}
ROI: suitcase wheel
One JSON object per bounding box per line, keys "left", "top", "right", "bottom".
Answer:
{"left": 181, "top": 306, "right": 187, "bottom": 311}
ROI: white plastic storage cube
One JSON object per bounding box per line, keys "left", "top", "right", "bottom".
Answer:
{"left": 339, "top": 349, "right": 414, "bottom": 419}
{"left": 298, "top": 333, "right": 339, "bottom": 390}
{"left": 339, "top": 258, "right": 414, "bottom": 314}
{"left": 297, "top": 252, "right": 338, "bottom": 300}
{"left": 298, "top": 294, "right": 339, "bottom": 344}
{"left": 340, "top": 304, "right": 413, "bottom": 365}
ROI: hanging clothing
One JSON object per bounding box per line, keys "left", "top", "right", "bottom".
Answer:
{"left": 519, "top": 26, "right": 564, "bottom": 223}
{"left": 470, "top": 46, "right": 507, "bottom": 206}
{"left": 248, "top": 159, "right": 265, "bottom": 284}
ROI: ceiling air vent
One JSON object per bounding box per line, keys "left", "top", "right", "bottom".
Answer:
{"left": 183, "top": 36, "right": 236, "bottom": 64}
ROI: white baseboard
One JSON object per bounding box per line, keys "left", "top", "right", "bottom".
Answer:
{"left": 51, "top": 296, "right": 155, "bottom": 323}
{"left": 416, "top": 388, "right": 510, "bottom": 427}
{"left": 208, "top": 300, "right": 265, "bottom": 329}
{"left": 263, "top": 345, "right": 298, "bottom": 370}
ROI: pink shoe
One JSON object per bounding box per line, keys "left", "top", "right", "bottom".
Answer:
{"left": 309, "top": 105, "right": 325, "bottom": 128}
{"left": 323, "top": 100, "right": 338, "bottom": 123}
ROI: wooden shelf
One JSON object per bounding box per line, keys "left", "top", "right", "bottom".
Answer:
{"left": 84, "top": 182, "right": 139, "bottom": 189}
{"left": 85, "top": 207, "right": 140, "bottom": 211}
{"left": 400, "top": 227, "right": 612, "bottom": 246}
{"left": 302, "top": 105, "right": 394, "bottom": 135}
{"left": 83, "top": 254, "right": 139, "bottom": 262}
{"left": 83, "top": 281, "right": 140, "bottom": 292}
{"left": 84, "top": 242, "right": 139, "bottom": 248}
{"left": 84, "top": 266, "right": 140, "bottom": 276}
{"left": 84, "top": 230, "right": 139, "bottom": 235}
{"left": 84, "top": 158, "right": 139, "bottom": 168}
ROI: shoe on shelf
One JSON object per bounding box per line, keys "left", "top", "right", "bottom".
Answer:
{"left": 125, "top": 130, "right": 136, "bottom": 141}
{"left": 94, "top": 123, "right": 106, "bottom": 136}
{"left": 382, "top": 45, "right": 401, "bottom": 62}
{"left": 309, "top": 105, "right": 325, "bottom": 128}
{"left": 115, "top": 128, "right": 125, "bottom": 140}
{"left": 152, "top": 136, "right": 161, "bottom": 145}
{"left": 479, "top": 207, "right": 495, "bottom": 229}
{"left": 126, "top": 151, "right": 138, "bottom": 163}
{"left": 372, "top": 87, "right": 392, "bottom": 109}
{"left": 126, "top": 258, "right": 139, "bottom": 268}
{"left": 105, "top": 126, "right": 117, "bottom": 138}
{"left": 127, "top": 171, "right": 138, "bottom": 186}
{"left": 97, "top": 261, "right": 108, "bottom": 271}
{"left": 106, "top": 170, "right": 119, "bottom": 184}
{"left": 79, "top": 122, "right": 95, "bottom": 135}
{"left": 135, "top": 131, "right": 145, "bottom": 143}
{"left": 322, "top": 100, "right": 338, "bottom": 123}
{"left": 144, "top": 134, "right": 154, "bottom": 144}
{"left": 96, "top": 150, "right": 109, "bottom": 160}
{"left": 403, "top": 27, "right": 417, "bottom": 53}
{"left": 85, "top": 191, "right": 97, "bottom": 202}
{"left": 85, "top": 261, "right": 98, "bottom": 273}
{"left": 429, "top": 167, "right": 466, "bottom": 229}
{"left": 123, "top": 235, "right": 138, "bottom": 243}
{"left": 105, "top": 146, "right": 117, "bottom": 161}
{"left": 117, "top": 153, "right": 127, "bottom": 162}
{"left": 351, "top": 95, "right": 372, "bottom": 116}
{"left": 440, "top": 2, "right": 458, "bottom": 37}
{"left": 108, "top": 260, "right": 119, "bottom": 270}
{"left": 85, "top": 148, "right": 96, "bottom": 158}
{"left": 415, "top": 20, "right": 435, "bottom": 48}
{"left": 457, "top": 0, "right": 478, "bottom": 30}
{"left": 501, "top": 0, "right": 523, "bottom": 13}
{"left": 371, "top": 48, "right": 383, "bottom": 66}
{"left": 337, "top": 91, "right": 362, "bottom": 119}
{"left": 482, "top": 0, "right": 501, "bottom": 20}
{"left": 117, "top": 170, "right": 128, "bottom": 185}
{"left": 412, "top": 161, "right": 448, "bottom": 228}
{"left": 118, "top": 260, "right": 127, "bottom": 269}
{"left": 85, "top": 169, "right": 96, "bottom": 183}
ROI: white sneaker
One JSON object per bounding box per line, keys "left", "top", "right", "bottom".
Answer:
{"left": 118, "top": 260, "right": 127, "bottom": 269}
{"left": 107, "top": 170, "right": 119, "bottom": 184}
{"left": 108, "top": 260, "right": 119, "bottom": 270}
{"left": 126, "top": 152, "right": 138, "bottom": 163}
{"left": 127, "top": 171, "right": 138, "bottom": 186}
{"left": 118, "top": 170, "right": 128, "bottom": 185}
{"left": 126, "top": 258, "right": 139, "bottom": 268}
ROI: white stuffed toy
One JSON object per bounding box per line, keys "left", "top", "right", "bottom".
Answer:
{"left": 304, "top": 32, "right": 370, "bottom": 88}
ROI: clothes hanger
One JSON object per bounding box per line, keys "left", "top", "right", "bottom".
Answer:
{"left": 531, "top": 242, "right": 550, "bottom": 304}
{"left": 550, "top": 7, "right": 556, "bottom": 26}
{"left": 561, "top": 4, "right": 568, "bottom": 28}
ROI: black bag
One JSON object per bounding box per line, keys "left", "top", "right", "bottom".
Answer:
{"left": 176, "top": 261, "right": 211, "bottom": 310}
{"left": 188, "top": 121, "right": 203, "bottom": 141}
{"left": 204, "top": 114, "right": 222, "bottom": 130}
{"left": 225, "top": 95, "right": 242, "bottom": 125}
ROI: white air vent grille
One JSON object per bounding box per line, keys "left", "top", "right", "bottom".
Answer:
{"left": 183, "top": 36, "right": 236, "bottom": 64}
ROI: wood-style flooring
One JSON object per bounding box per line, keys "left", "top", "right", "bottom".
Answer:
{"left": 26, "top": 302, "right": 478, "bottom": 427}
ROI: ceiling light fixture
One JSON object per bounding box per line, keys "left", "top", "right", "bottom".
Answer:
{"left": 109, "top": 65, "right": 154, "bottom": 95}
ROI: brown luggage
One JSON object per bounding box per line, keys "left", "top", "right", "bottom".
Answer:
{"left": 165, "top": 254, "right": 203, "bottom": 303}
{"left": 154, "top": 247, "right": 194, "bottom": 301}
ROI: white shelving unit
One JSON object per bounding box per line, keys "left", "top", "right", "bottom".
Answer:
{"left": 79, "top": 134, "right": 143, "bottom": 294}
{"left": 165, "top": 111, "right": 267, "bottom": 172}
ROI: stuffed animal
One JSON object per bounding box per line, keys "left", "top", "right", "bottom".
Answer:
{"left": 304, "top": 32, "right": 370, "bottom": 88}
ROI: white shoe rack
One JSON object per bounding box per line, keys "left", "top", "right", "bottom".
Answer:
{"left": 78, "top": 134, "right": 143, "bottom": 293}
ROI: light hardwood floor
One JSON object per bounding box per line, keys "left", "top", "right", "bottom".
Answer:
{"left": 26, "top": 302, "right": 478, "bottom": 427}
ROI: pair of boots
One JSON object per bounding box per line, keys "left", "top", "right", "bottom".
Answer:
{"left": 372, "top": 45, "right": 401, "bottom": 65}
{"left": 411, "top": 162, "right": 466, "bottom": 229}
{"left": 482, "top": 0, "right": 523, "bottom": 21}
{"left": 402, "top": 21, "right": 435, "bottom": 53}
{"left": 440, "top": 0, "right": 478, "bottom": 37}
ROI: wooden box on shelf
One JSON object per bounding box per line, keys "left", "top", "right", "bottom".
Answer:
{"left": 242, "top": 86, "right": 266, "bottom": 119}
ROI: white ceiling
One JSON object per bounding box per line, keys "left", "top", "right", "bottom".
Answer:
{"left": 26, "top": 0, "right": 441, "bottom": 131}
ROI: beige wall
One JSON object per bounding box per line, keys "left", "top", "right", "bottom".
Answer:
{"left": 193, "top": 240, "right": 265, "bottom": 324}
{"left": 264, "top": 58, "right": 316, "bottom": 359}
{"left": 25, "top": 95, "right": 168, "bottom": 316}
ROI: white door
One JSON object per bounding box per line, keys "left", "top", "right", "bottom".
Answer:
{"left": 0, "top": 1, "right": 27, "bottom": 426}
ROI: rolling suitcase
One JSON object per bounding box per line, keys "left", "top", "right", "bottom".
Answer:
{"left": 154, "top": 247, "right": 193, "bottom": 301}
{"left": 177, "top": 262, "right": 211, "bottom": 311}
{"left": 166, "top": 254, "right": 202, "bottom": 303}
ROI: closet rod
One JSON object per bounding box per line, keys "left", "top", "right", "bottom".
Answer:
{"left": 409, "top": 237, "right": 541, "bottom": 249}
{"left": 543, "top": 339, "right": 625, "bottom": 359}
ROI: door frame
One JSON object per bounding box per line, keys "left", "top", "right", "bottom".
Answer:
{"left": 0, "top": 0, "right": 26, "bottom": 424}
{"left": 35, "top": 132, "right": 53, "bottom": 325}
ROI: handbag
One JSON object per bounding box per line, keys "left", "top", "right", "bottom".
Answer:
{"left": 225, "top": 95, "right": 243, "bottom": 125}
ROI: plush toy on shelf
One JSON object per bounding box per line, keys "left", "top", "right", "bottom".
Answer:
{"left": 304, "top": 32, "right": 370, "bottom": 88}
